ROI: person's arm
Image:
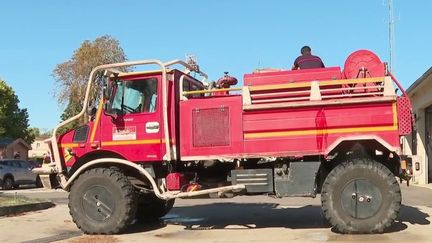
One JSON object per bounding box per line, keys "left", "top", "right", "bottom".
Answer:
{"left": 319, "top": 57, "right": 325, "bottom": 68}
{"left": 292, "top": 58, "right": 299, "bottom": 70}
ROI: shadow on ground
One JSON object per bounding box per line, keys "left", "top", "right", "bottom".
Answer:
{"left": 128, "top": 203, "right": 430, "bottom": 234}
{"left": 392, "top": 204, "right": 431, "bottom": 228}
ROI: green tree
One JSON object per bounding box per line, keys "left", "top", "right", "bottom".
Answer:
{"left": 0, "top": 79, "right": 35, "bottom": 144}
{"left": 28, "top": 127, "right": 52, "bottom": 139}
{"left": 28, "top": 127, "right": 40, "bottom": 138}
{"left": 40, "top": 128, "right": 53, "bottom": 138}
{"left": 52, "top": 35, "right": 128, "bottom": 134}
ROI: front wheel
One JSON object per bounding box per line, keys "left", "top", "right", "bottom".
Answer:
{"left": 68, "top": 167, "right": 137, "bottom": 234}
{"left": 321, "top": 159, "right": 401, "bottom": 234}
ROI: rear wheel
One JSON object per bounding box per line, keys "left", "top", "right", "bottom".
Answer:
{"left": 69, "top": 167, "right": 137, "bottom": 234}
{"left": 321, "top": 159, "right": 401, "bottom": 234}
{"left": 135, "top": 193, "right": 175, "bottom": 222}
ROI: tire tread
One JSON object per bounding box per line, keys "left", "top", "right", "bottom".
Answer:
{"left": 321, "top": 159, "right": 401, "bottom": 234}
{"left": 68, "top": 167, "right": 137, "bottom": 234}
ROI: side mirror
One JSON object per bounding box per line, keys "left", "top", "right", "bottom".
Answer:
{"left": 87, "top": 107, "right": 97, "bottom": 121}
{"left": 104, "top": 100, "right": 111, "bottom": 113}
{"left": 103, "top": 77, "right": 112, "bottom": 100}
{"left": 104, "top": 100, "right": 118, "bottom": 121}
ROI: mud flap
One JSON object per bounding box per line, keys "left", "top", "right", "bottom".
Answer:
{"left": 40, "top": 174, "right": 61, "bottom": 189}
{"left": 274, "top": 162, "right": 321, "bottom": 197}
{"left": 40, "top": 175, "right": 53, "bottom": 189}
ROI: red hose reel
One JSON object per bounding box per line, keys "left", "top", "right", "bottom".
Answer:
{"left": 343, "top": 50, "right": 386, "bottom": 79}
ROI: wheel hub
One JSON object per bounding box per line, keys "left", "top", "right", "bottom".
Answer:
{"left": 82, "top": 186, "right": 115, "bottom": 221}
{"left": 341, "top": 179, "right": 382, "bottom": 219}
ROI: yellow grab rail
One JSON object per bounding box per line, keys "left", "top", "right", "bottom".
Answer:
{"left": 182, "top": 77, "right": 386, "bottom": 96}
{"left": 183, "top": 87, "right": 242, "bottom": 95}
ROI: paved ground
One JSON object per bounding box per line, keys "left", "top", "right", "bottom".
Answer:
{"left": 0, "top": 183, "right": 431, "bottom": 243}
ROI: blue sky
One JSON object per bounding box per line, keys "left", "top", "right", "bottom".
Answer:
{"left": 0, "top": 0, "right": 431, "bottom": 129}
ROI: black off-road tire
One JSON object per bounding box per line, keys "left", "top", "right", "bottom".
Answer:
{"left": 3, "top": 176, "right": 14, "bottom": 190}
{"left": 135, "top": 193, "right": 175, "bottom": 222}
{"left": 69, "top": 167, "right": 137, "bottom": 234}
{"left": 321, "top": 159, "right": 401, "bottom": 234}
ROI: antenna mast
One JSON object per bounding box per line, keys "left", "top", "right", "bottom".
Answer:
{"left": 388, "top": 0, "right": 395, "bottom": 72}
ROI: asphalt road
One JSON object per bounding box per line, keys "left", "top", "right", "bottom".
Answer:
{"left": 0, "top": 183, "right": 431, "bottom": 243}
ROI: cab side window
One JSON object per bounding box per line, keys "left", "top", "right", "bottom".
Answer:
{"left": 111, "top": 78, "right": 158, "bottom": 114}
{"left": 182, "top": 77, "right": 204, "bottom": 98}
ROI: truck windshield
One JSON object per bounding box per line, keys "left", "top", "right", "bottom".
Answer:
{"left": 111, "top": 78, "right": 158, "bottom": 114}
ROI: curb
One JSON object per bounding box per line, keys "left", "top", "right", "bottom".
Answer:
{"left": 0, "top": 201, "right": 55, "bottom": 217}
{"left": 410, "top": 183, "right": 432, "bottom": 190}
{"left": 1, "top": 188, "right": 66, "bottom": 194}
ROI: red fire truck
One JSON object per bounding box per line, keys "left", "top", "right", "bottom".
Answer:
{"left": 35, "top": 50, "right": 413, "bottom": 234}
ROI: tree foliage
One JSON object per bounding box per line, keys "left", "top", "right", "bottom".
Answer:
{"left": 52, "top": 35, "right": 128, "bottom": 133}
{"left": 0, "top": 79, "right": 34, "bottom": 144}
{"left": 28, "top": 127, "right": 40, "bottom": 139}
{"left": 28, "top": 127, "right": 52, "bottom": 139}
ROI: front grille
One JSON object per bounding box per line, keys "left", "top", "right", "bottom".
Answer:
{"left": 192, "top": 107, "right": 230, "bottom": 147}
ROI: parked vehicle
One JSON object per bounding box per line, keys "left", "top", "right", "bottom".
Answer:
{"left": 35, "top": 50, "right": 413, "bottom": 234}
{"left": 0, "top": 159, "right": 41, "bottom": 189}
{"left": 28, "top": 160, "right": 42, "bottom": 168}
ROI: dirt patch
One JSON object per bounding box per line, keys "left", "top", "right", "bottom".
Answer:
{"left": 68, "top": 235, "right": 118, "bottom": 243}
{"left": 0, "top": 195, "right": 38, "bottom": 207}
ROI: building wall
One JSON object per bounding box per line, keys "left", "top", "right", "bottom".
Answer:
{"left": 0, "top": 148, "right": 6, "bottom": 159}
{"left": 5, "top": 143, "right": 29, "bottom": 160}
{"left": 405, "top": 73, "right": 432, "bottom": 184}
{"left": 29, "top": 139, "right": 50, "bottom": 158}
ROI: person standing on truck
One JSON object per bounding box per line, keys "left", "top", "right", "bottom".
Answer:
{"left": 292, "top": 46, "right": 325, "bottom": 70}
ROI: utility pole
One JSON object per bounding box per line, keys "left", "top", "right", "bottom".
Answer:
{"left": 387, "top": 0, "right": 395, "bottom": 72}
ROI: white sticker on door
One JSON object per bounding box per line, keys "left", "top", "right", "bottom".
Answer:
{"left": 113, "top": 126, "right": 137, "bottom": 141}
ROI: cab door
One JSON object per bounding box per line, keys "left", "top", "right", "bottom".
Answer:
{"left": 99, "top": 75, "right": 163, "bottom": 162}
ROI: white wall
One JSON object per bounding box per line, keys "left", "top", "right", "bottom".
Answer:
{"left": 29, "top": 139, "right": 50, "bottom": 158}
{"left": 405, "top": 73, "right": 432, "bottom": 184}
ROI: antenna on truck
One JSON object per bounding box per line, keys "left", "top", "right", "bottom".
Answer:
{"left": 385, "top": 0, "right": 396, "bottom": 72}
